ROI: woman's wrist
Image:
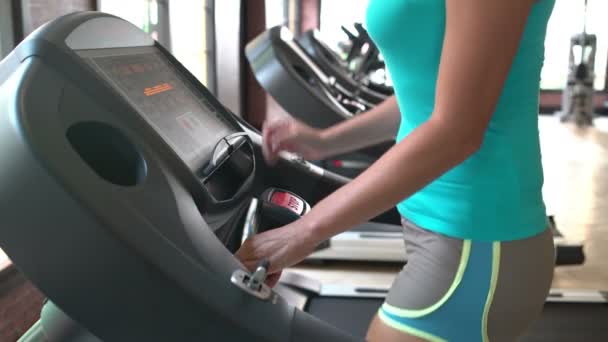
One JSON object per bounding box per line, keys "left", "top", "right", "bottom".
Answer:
{"left": 296, "top": 213, "right": 328, "bottom": 249}
{"left": 317, "top": 127, "right": 338, "bottom": 159}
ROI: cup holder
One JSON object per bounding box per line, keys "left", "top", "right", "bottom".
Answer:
{"left": 66, "top": 121, "right": 147, "bottom": 187}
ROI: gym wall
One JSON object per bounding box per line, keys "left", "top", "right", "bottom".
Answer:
{"left": 0, "top": 269, "right": 45, "bottom": 342}
{"left": 18, "top": 0, "right": 96, "bottom": 38}
{"left": 0, "top": 0, "right": 14, "bottom": 59}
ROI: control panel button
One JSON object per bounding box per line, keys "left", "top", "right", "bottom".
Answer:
{"left": 270, "top": 191, "right": 305, "bottom": 215}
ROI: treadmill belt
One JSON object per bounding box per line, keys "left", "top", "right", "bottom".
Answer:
{"left": 522, "top": 303, "right": 608, "bottom": 341}
{"left": 307, "top": 297, "right": 381, "bottom": 338}
{"left": 306, "top": 297, "right": 608, "bottom": 341}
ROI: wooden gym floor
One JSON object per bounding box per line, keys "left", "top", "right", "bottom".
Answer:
{"left": 541, "top": 115, "right": 608, "bottom": 289}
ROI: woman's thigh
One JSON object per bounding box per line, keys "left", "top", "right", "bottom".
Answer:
{"left": 367, "top": 313, "right": 426, "bottom": 342}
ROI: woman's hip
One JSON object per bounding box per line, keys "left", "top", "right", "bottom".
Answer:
{"left": 378, "top": 218, "right": 555, "bottom": 341}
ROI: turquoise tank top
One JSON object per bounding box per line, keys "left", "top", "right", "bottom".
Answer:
{"left": 365, "top": 0, "right": 555, "bottom": 241}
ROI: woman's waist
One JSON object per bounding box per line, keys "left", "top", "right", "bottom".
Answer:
{"left": 397, "top": 188, "right": 548, "bottom": 241}
{"left": 393, "top": 80, "right": 541, "bottom": 124}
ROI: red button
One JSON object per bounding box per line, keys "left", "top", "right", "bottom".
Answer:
{"left": 270, "top": 191, "right": 304, "bottom": 215}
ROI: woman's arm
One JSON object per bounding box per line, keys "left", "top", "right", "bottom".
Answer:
{"left": 262, "top": 95, "right": 400, "bottom": 164}
{"left": 238, "top": 0, "right": 536, "bottom": 273}
{"left": 319, "top": 95, "right": 401, "bottom": 156}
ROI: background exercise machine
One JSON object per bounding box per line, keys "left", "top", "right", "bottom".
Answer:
{"left": 298, "top": 24, "right": 393, "bottom": 97}
{"left": 247, "top": 26, "right": 391, "bottom": 178}
{"left": 556, "top": 0, "right": 597, "bottom": 127}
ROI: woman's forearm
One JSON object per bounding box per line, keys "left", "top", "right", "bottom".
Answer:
{"left": 319, "top": 96, "right": 400, "bottom": 158}
{"left": 300, "top": 115, "right": 481, "bottom": 243}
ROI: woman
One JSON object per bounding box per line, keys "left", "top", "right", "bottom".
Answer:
{"left": 237, "top": 0, "right": 556, "bottom": 340}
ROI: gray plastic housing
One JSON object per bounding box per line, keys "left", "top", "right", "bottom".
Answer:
{"left": 0, "top": 11, "right": 358, "bottom": 342}
{"left": 246, "top": 26, "right": 354, "bottom": 128}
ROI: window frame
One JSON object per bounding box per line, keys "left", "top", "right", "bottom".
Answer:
{"left": 0, "top": 0, "right": 15, "bottom": 58}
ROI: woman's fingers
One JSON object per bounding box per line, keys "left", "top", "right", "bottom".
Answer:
{"left": 235, "top": 238, "right": 280, "bottom": 273}
{"left": 261, "top": 123, "right": 275, "bottom": 164}
{"left": 269, "top": 120, "right": 296, "bottom": 152}
{"left": 262, "top": 119, "right": 284, "bottom": 163}
{"left": 236, "top": 252, "right": 283, "bottom": 288}
{"left": 234, "top": 222, "right": 320, "bottom": 289}
{"left": 262, "top": 117, "right": 322, "bottom": 162}
{"left": 265, "top": 271, "right": 283, "bottom": 288}
{"left": 263, "top": 119, "right": 298, "bottom": 163}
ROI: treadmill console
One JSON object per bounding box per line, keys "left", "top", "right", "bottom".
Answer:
{"left": 80, "top": 47, "right": 255, "bottom": 203}
{"left": 83, "top": 49, "right": 232, "bottom": 168}
{"left": 0, "top": 12, "right": 360, "bottom": 342}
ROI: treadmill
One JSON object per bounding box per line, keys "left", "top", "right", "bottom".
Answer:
{"left": 297, "top": 25, "right": 393, "bottom": 99}
{"left": 296, "top": 28, "right": 390, "bottom": 105}
{"left": 0, "top": 11, "right": 365, "bottom": 342}
{"left": 246, "top": 26, "right": 380, "bottom": 128}
{"left": 1, "top": 12, "right": 605, "bottom": 342}
{"left": 245, "top": 25, "right": 586, "bottom": 267}
{"left": 246, "top": 25, "right": 392, "bottom": 179}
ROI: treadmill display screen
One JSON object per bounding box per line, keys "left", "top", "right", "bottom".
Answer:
{"left": 90, "top": 51, "right": 232, "bottom": 167}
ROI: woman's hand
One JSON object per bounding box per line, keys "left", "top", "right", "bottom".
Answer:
{"left": 262, "top": 117, "right": 327, "bottom": 164}
{"left": 235, "top": 220, "right": 318, "bottom": 287}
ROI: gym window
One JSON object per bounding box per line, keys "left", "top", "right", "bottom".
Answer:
{"left": 98, "top": 0, "right": 213, "bottom": 88}
{"left": 0, "top": 1, "right": 13, "bottom": 59}
{"left": 319, "top": 0, "right": 608, "bottom": 92}
{"left": 319, "top": 0, "right": 368, "bottom": 53}
{"left": 542, "top": 0, "right": 607, "bottom": 91}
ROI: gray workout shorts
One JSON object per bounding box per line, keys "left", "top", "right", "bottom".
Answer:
{"left": 379, "top": 218, "right": 555, "bottom": 341}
